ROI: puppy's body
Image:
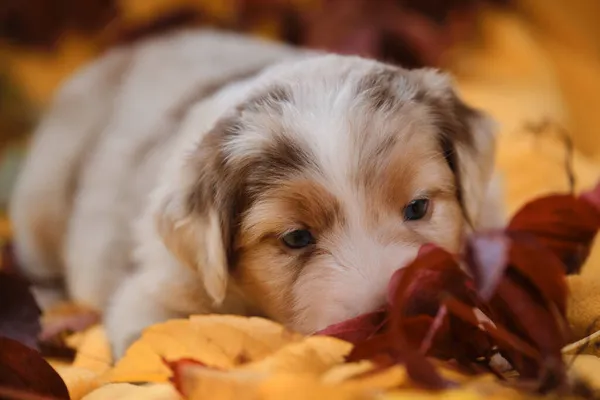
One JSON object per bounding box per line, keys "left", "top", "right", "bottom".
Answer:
{"left": 10, "top": 30, "right": 504, "bottom": 356}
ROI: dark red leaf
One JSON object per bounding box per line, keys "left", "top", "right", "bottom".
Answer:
{"left": 507, "top": 241, "right": 569, "bottom": 316}
{"left": 419, "top": 306, "right": 447, "bottom": 355}
{"left": 401, "top": 349, "right": 454, "bottom": 390}
{"left": 347, "top": 331, "right": 452, "bottom": 390}
{"left": 493, "top": 278, "right": 568, "bottom": 356}
{"left": 0, "top": 271, "right": 41, "bottom": 350}
{"left": 346, "top": 334, "right": 398, "bottom": 363}
{"left": 389, "top": 246, "right": 465, "bottom": 318}
{"left": 442, "top": 296, "right": 540, "bottom": 360}
{"left": 315, "top": 309, "right": 386, "bottom": 344}
{"left": 1, "top": 242, "right": 18, "bottom": 275}
{"left": 37, "top": 342, "right": 77, "bottom": 363}
{"left": 508, "top": 194, "right": 600, "bottom": 274}
{"left": 0, "top": 386, "right": 62, "bottom": 400}
{"left": 0, "top": 337, "right": 69, "bottom": 399}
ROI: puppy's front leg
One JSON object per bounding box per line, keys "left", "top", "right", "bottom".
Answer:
{"left": 104, "top": 263, "right": 208, "bottom": 358}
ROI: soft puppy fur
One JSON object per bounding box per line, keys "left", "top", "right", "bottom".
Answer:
{"left": 10, "top": 29, "right": 504, "bottom": 357}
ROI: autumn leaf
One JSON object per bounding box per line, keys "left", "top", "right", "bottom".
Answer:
{"left": 0, "top": 270, "right": 41, "bottom": 350}
{"left": 316, "top": 310, "right": 386, "bottom": 344}
{"left": 0, "top": 336, "right": 70, "bottom": 399}
{"left": 108, "top": 315, "right": 304, "bottom": 383}
{"left": 80, "top": 383, "right": 180, "bottom": 400}
{"left": 508, "top": 195, "right": 600, "bottom": 274}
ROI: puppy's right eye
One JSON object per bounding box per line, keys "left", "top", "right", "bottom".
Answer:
{"left": 403, "top": 198, "right": 430, "bottom": 221}
{"left": 281, "top": 229, "right": 315, "bottom": 249}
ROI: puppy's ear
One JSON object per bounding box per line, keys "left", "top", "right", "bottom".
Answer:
{"left": 152, "top": 118, "right": 244, "bottom": 306}
{"left": 412, "top": 69, "right": 498, "bottom": 229}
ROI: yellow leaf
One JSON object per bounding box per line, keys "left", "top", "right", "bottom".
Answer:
{"left": 257, "top": 374, "right": 373, "bottom": 400}
{"left": 108, "top": 315, "right": 303, "bottom": 383}
{"left": 82, "top": 383, "right": 181, "bottom": 400}
{"left": 341, "top": 366, "right": 407, "bottom": 392}
{"left": 54, "top": 366, "right": 103, "bottom": 400}
{"left": 170, "top": 334, "right": 352, "bottom": 399}
{"left": 241, "top": 336, "right": 352, "bottom": 375}
{"left": 175, "top": 365, "right": 268, "bottom": 400}
{"left": 321, "top": 361, "right": 376, "bottom": 384}
{"left": 176, "top": 364, "right": 372, "bottom": 400}
{"left": 72, "top": 325, "right": 113, "bottom": 374}
{"left": 460, "top": 374, "right": 533, "bottom": 399}
{"left": 66, "top": 330, "right": 87, "bottom": 350}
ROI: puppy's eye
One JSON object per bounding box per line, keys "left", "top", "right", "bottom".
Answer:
{"left": 403, "top": 198, "right": 430, "bottom": 221}
{"left": 281, "top": 229, "right": 315, "bottom": 249}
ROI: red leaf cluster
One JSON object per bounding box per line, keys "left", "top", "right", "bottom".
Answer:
{"left": 318, "top": 181, "right": 600, "bottom": 394}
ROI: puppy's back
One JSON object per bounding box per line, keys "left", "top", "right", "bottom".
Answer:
{"left": 9, "top": 29, "right": 300, "bottom": 309}
{"left": 9, "top": 46, "right": 131, "bottom": 292}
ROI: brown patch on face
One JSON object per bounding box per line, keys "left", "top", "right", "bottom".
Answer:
{"left": 350, "top": 66, "right": 479, "bottom": 242}
{"left": 233, "top": 179, "right": 344, "bottom": 324}
{"left": 376, "top": 149, "right": 465, "bottom": 252}
{"left": 184, "top": 84, "right": 316, "bottom": 267}
{"left": 239, "top": 179, "right": 344, "bottom": 247}
{"left": 362, "top": 131, "right": 455, "bottom": 215}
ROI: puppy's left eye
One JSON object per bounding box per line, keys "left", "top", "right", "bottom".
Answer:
{"left": 403, "top": 198, "right": 430, "bottom": 221}
{"left": 281, "top": 229, "right": 315, "bottom": 249}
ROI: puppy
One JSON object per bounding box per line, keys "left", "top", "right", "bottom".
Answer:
{"left": 9, "top": 29, "right": 504, "bottom": 357}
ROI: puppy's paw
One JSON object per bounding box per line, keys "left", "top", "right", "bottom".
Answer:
{"left": 106, "top": 323, "right": 143, "bottom": 360}
{"left": 104, "top": 272, "right": 182, "bottom": 359}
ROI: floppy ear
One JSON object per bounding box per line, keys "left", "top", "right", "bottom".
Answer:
{"left": 412, "top": 69, "right": 499, "bottom": 230}
{"left": 152, "top": 118, "right": 244, "bottom": 306}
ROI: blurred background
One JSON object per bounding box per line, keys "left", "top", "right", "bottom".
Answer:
{"left": 0, "top": 0, "right": 599, "bottom": 245}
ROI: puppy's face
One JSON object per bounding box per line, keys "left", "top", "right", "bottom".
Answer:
{"left": 158, "top": 56, "right": 496, "bottom": 334}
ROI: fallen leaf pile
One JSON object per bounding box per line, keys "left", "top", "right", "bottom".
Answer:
{"left": 2, "top": 183, "right": 600, "bottom": 399}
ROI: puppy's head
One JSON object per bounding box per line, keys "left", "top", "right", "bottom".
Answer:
{"left": 156, "top": 55, "right": 496, "bottom": 333}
